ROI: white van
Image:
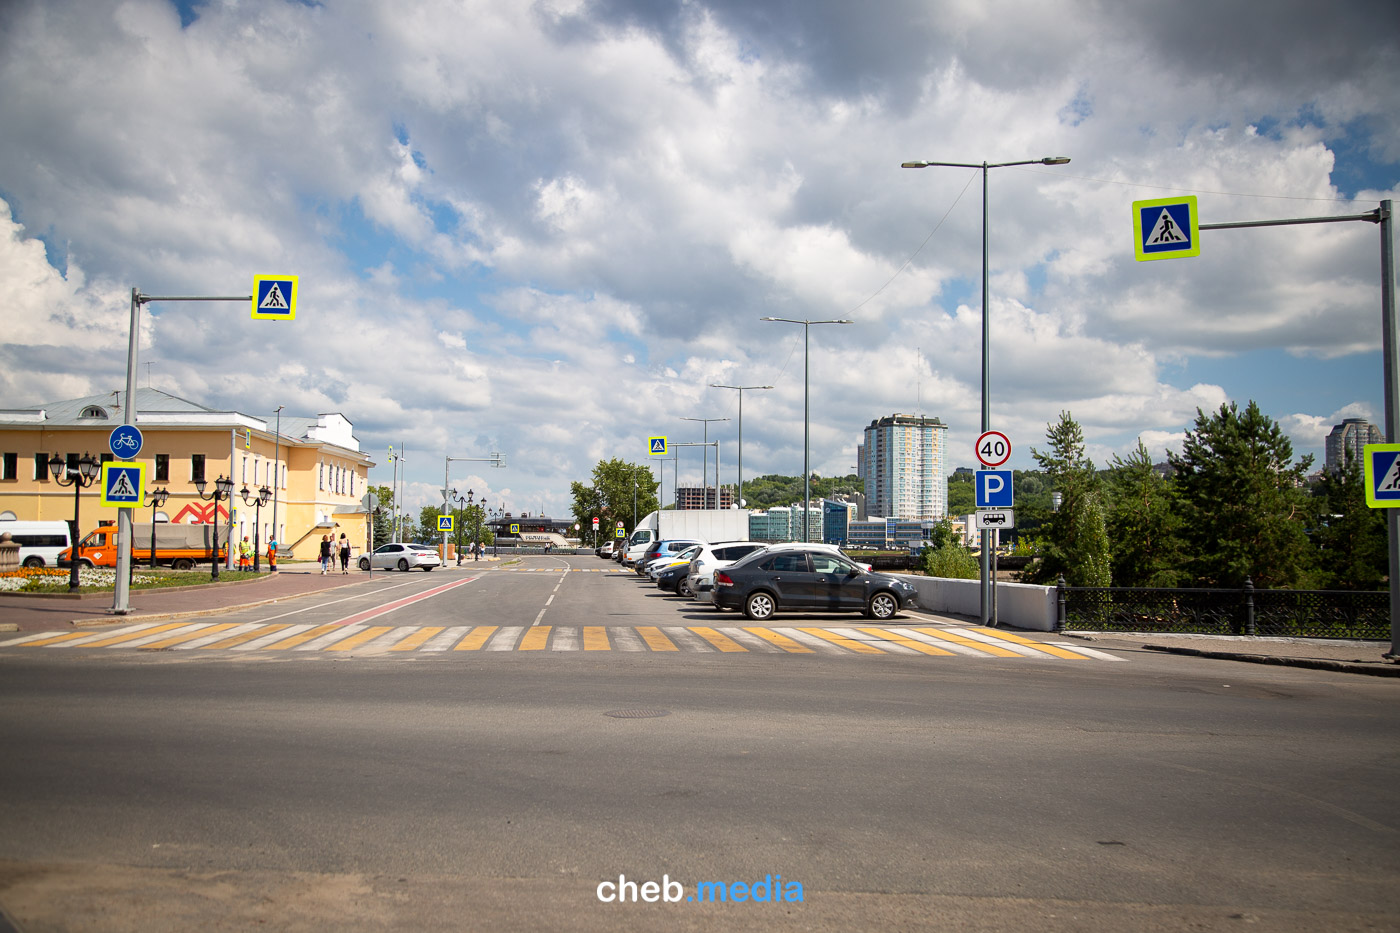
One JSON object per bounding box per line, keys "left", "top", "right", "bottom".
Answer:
{"left": 0, "top": 520, "right": 74, "bottom": 568}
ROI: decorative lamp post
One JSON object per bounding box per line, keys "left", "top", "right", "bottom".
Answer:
{"left": 900, "top": 154, "right": 1071, "bottom": 623}
{"left": 193, "top": 475, "right": 235, "bottom": 580}
{"left": 142, "top": 486, "right": 170, "bottom": 570}
{"left": 49, "top": 452, "right": 99, "bottom": 592}
{"left": 240, "top": 484, "right": 272, "bottom": 572}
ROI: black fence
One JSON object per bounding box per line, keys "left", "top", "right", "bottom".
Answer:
{"left": 1057, "top": 578, "right": 1389, "bottom": 640}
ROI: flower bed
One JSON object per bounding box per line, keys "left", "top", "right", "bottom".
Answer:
{"left": 0, "top": 567, "right": 223, "bottom": 593}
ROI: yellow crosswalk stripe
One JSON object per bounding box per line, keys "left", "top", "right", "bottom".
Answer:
{"left": 453, "top": 625, "right": 498, "bottom": 651}
{"left": 635, "top": 626, "right": 679, "bottom": 651}
{"left": 325, "top": 626, "right": 394, "bottom": 651}
{"left": 140, "top": 623, "right": 240, "bottom": 650}
{"left": 966, "top": 628, "right": 1089, "bottom": 659}
{"left": 262, "top": 623, "right": 343, "bottom": 650}
{"left": 519, "top": 626, "right": 552, "bottom": 650}
{"left": 18, "top": 631, "right": 95, "bottom": 647}
{"left": 202, "top": 624, "right": 292, "bottom": 649}
{"left": 911, "top": 627, "right": 1022, "bottom": 657}
{"left": 389, "top": 626, "right": 444, "bottom": 651}
{"left": 81, "top": 622, "right": 189, "bottom": 648}
{"left": 796, "top": 627, "right": 887, "bottom": 654}
{"left": 688, "top": 627, "right": 747, "bottom": 652}
{"left": 858, "top": 628, "right": 956, "bottom": 656}
{"left": 582, "top": 626, "right": 611, "bottom": 650}
{"left": 742, "top": 627, "right": 813, "bottom": 653}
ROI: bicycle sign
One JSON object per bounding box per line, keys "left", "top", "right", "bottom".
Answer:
{"left": 109, "top": 424, "right": 143, "bottom": 459}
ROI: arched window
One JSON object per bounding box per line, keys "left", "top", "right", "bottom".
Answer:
{"left": 79, "top": 406, "right": 109, "bottom": 419}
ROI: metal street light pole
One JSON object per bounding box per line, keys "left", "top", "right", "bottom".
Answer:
{"left": 270, "top": 405, "right": 283, "bottom": 568}
{"left": 240, "top": 484, "right": 271, "bottom": 572}
{"left": 761, "top": 318, "right": 853, "bottom": 541}
{"left": 680, "top": 417, "right": 729, "bottom": 508}
{"left": 49, "top": 453, "right": 99, "bottom": 592}
{"left": 901, "top": 155, "right": 1070, "bottom": 623}
{"left": 193, "top": 475, "right": 234, "bottom": 580}
{"left": 142, "top": 486, "right": 170, "bottom": 570}
{"left": 711, "top": 384, "right": 772, "bottom": 510}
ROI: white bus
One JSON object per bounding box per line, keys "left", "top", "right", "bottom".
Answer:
{"left": 0, "top": 520, "right": 74, "bottom": 568}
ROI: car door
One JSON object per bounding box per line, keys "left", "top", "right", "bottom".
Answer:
{"left": 809, "top": 551, "right": 865, "bottom": 611}
{"left": 763, "top": 551, "right": 817, "bottom": 609}
{"left": 373, "top": 544, "right": 402, "bottom": 569}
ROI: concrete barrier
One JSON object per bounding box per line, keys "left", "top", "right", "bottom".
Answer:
{"left": 892, "top": 574, "right": 1056, "bottom": 631}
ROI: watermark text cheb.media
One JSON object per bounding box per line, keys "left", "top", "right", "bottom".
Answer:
{"left": 597, "top": 874, "right": 803, "bottom": 904}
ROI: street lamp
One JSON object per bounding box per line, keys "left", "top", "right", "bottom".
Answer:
{"left": 49, "top": 452, "right": 99, "bottom": 592}
{"left": 450, "top": 488, "right": 468, "bottom": 564}
{"left": 760, "top": 318, "right": 853, "bottom": 541}
{"left": 142, "top": 486, "right": 170, "bottom": 570}
{"left": 710, "top": 384, "right": 772, "bottom": 509}
{"left": 193, "top": 475, "right": 234, "bottom": 580}
{"left": 240, "top": 484, "right": 272, "bottom": 572}
{"left": 680, "top": 416, "right": 730, "bottom": 509}
{"left": 901, "top": 154, "right": 1070, "bottom": 624}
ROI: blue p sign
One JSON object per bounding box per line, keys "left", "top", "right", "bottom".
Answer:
{"left": 976, "top": 470, "right": 1014, "bottom": 508}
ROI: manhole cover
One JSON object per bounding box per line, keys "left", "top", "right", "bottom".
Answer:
{"left": 604, "top": 708, "right": 671, "bottom": 719}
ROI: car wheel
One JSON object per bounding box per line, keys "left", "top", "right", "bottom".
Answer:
{"left": 677, "top": 579, "right": 693, "bottom": 598}
{"left": 744, "top": 591, "right": 776, "bottom": 621}
{"left": 359, "top": 557, "right": 371, "bottom": 571}
{"left": 22, "top": 556, "right": 44, "bottom": 568}
{"left": 398, "top": 558, "right": 410, "bottom": 571}
{"left": 172, "top": 558, "right": 194, "bottom": 571}
{"left": 867, "top": 591, "right": 898, "bottom": 620}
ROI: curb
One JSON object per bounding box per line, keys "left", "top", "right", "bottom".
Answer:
{"left": 1142, "top": 644, "right": 1400, "bottom": 678}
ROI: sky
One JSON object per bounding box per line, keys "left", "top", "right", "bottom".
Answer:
{"left": 1, "top": 0, "right": 1398, "bottom": 519}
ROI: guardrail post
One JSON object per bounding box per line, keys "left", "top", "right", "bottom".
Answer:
{"left": 1056, "top": 574, "right": 1067, "bottom": 633}
{"left": 1244, "top": 577, "right": 1256, "bottom": 636}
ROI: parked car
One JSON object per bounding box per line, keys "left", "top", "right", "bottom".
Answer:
{"left": 712, "top": 546, "right": 917, "bottom": 621}
{"left": 654, "top": 562, "right": 692, "bottom": 593}
{"left": 359, "top": 542, "right": 441, "bottom": 571}
{"left": 597, "top": 540, "right": 614, "bottom": 558}
{"left": 634, "top": 539, "right": 702, "bottom": 577}
{"left": 647, "top": 544, "right": 703, "bottom": 582}
{"left": 684, "top": 541, "right": 769, "bottom": 602}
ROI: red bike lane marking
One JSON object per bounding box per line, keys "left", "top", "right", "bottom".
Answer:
{"left": 330, "top": 577, "right": 479, "bottom": 627}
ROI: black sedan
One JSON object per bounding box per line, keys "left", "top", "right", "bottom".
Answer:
{"left": 712, "top": 546, "right": 918, "bottom": 621}
{"left": 655, "top": 562, "right": 691, "bottom": 593}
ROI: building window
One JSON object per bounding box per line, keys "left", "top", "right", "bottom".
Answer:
{"left": 99, "top": 453, "right": 113, "bottom": 466}
{"left": 66, "top": 453, "right": 79, "bottom": 477}
{"left": 318, "top": 462, "right": 324, "bottom": 490}
{"left": 34, "top": 453, "right": 48, "bottom": 482}
{"left": 191, "top": 454, "right": 206, "bottom": 484}
{"left": 79, "top": 406, "right": 109, "bottom": 419}
{"left": 0, "top": 453, "right": 15, "bottom": 480}
{"left": 155, "top": 454, "right": 169, "bottom": 482}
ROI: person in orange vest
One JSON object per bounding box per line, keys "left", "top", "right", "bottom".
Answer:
{"left": 239, "top": 536, "right": 253, "bottom": 572}
{"left": 267, "top": 537, "right": 278, "bottom": 573}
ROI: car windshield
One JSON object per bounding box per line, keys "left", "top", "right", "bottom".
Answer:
{"left": 676, "top": 546, "right": 701, "bottom": 560}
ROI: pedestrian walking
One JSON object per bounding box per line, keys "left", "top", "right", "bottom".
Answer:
{"left": 238, "top": 536, "right": 252, "bottom": 572}
{"left": 319, "top": 534, "right": 332, "bottom": 574}
{"left": 267, "top": 537, "right": 278, "bottom": 573}
{"left": 338, "top": 533, "right": 351, "bottom": 574}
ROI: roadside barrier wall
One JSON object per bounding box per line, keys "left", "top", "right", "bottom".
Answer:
{"left": 892, "top": 574, "right": 1056, "bottom": 631}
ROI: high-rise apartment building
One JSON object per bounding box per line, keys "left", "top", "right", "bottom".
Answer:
{"left": 860, "top": 414, "right": 948, "bottom": 520}
{"left": 1325, "top": 418, "right": 1381, "bottom": 472}
{"left": 674, "top": 486, "right": 735, "bottom": 510}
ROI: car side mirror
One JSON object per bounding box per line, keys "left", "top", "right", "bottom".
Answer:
{"left": 847, "top": 569, "right": 861, "bottom": 577}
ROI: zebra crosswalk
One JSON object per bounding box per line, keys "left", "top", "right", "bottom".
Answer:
{"left": 0, "top": 621, "right": 1122, "bottom": 660}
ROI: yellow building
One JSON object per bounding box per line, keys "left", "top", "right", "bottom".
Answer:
{"left": 0, "top": 388, "right": 375, "bottom": 558}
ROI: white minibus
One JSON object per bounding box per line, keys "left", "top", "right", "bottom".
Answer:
{"left": 0, "top": 520, "right": 74, "bottom": 568}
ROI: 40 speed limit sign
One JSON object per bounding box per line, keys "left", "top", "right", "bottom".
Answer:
{"left": 975, "top": 430, "right": 1012, "bottom": 468}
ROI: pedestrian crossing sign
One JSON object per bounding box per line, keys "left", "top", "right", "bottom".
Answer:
{"left": 438, "top": 515, "right": 454, "bottom": 531}
{"left": 648, "top": 436, "right": 667, "bottom": 455}
{"left": 1133, "top": 196, "right": 1200, "bottom": 261}
{"left": 1364, "top": 444, "right": 1400, "bottom": 507}
{"left": 100, "top": 461, "right": 144, "bottom": 508}
{"left": 252, "top": 275, "right": 298, "bottom": 320}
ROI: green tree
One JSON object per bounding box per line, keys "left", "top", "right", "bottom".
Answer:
{"left": 368, "top": 484, "right": 394, "bottom": 546}
{"left": 570, "top": 459, "right": 660, "bottom": 538}
{"left": 1312, "top": 453, "right": 1388, "bottom": 589}
{"left": 1168, "top": 401, "right": 1316, "bottom": 588}
{"left": 1104, "top": 441, "right": 1187, "bottom": 587}
{"left": 1024, "top": 412, "right": 1111, "bottom": 587}
{"left": 920, "top": 521, "right": 978, "bottom": 578}
{"left": 947, "top": 472, "right": 975, "bottom": 515}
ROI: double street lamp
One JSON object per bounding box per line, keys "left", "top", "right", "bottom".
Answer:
{"left": 240, "top": 484, "right": 272, "bottom": 572}
{"left": 710, "top": 383, "right": 772, "bottom": 510}
{"left": 760, "top": 318, "right": 853, "bottom": 541}
{"left": 679, "top": 416, "right": 729, "bottom": 508}
{"left": 900, "top": 155, "right": 1071, "bottom": 624}
{"left": 48, "top": 452, "right": 99, "bottom": 592}
{"left": 193, "top": 475, "right": 234, "bottom": 580}
{"left": 142, "top": 486, "right": 170, "bottom": 570}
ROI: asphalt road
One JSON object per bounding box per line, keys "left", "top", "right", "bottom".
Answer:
{"left": 1, "top": 555, "right": 1397, "bottom": 932}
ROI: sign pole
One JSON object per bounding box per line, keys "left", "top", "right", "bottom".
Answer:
{"left": 112, "top": 288, "right": 141, "bottom": 614}
{"left": 1379, "top": 200, "right": 1399, "bottom": 659}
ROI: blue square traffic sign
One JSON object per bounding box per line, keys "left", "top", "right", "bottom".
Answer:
{"left": 975, "top": 470, "right": 1013, "bottom": 508}
{"left": 1364, "top": 444, "right": 1400, "bottom": 507}
{"left": 1133, "top": 196, "right": 1200, "bottom": 261}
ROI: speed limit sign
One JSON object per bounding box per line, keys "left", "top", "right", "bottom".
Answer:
{"left": 975, "top": 430, "right": 1012, "bottom": 467}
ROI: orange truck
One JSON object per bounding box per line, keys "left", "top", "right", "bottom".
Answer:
{"left": 59, "top": 523, "right": 228, "bottom": 571}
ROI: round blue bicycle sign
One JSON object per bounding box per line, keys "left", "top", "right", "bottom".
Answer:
{"left": 109, "top": 424, "right": 143, "bottom": 459}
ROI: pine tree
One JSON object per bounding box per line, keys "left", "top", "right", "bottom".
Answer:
{"left": 1313, "top": 453, "right": 1388, "bottom": 589}
{"left": 1105, "top": 441, "right": 1187, "bottom": 587}
{"left": 1024, "top": 412, "right": 1111, "bottom": 587}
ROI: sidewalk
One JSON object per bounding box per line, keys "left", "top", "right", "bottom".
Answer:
{"left": 1060, "top": 629, "right": 1400, "bottom": 678}
{"left": 0, "top": 564, "right": 374, "bottom": 633}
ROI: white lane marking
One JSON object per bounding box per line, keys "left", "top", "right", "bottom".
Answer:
{"left": 1048, "top": 641, "right": 1125, "bottom": 661}
{"left": 895, "top": 628, "right": 994, "bottom": 657}
{"left": 716, "top": 627, "right": 782, "bottom": 653}
{"left": 531, "top": 608, "right": 548, "bottom": 627}
{"left": 609, "top": 627, "right": 646, "bottom": 652}
{"left": 119, "top": 622, "right": 222, "bottom": 648}
{"left": 246, "top": 578, "right": 425, "bottom": 625}
{"left": 830, "top": 627, "right": 917, "bottom": 654}
{"left": 231, "top": 624, "right": 314, "bottom": 651}
{"left": 772, "top": 627, "right": 847, "bottom": 654}
{"left": 552, "top": 626, "right": 579, "bottom": 651}
{"left": 954, "top": 628, "right": 1062, "bottom": 658}
{"left": 47, "top": 622, "right": 168, "bottom": 648}
{"left": 422, "top": 626, "right": 471, "bottom": 651}
{"left": 297, "top": 623, "right": 368, "bottom": 651}
{"left": 174, "top": 621, "right": 266, "bottom": 649}
{"left": 486, "top": 626, "right": 524, "bottom": 651}
{"left": 545, "top": 595, "right": 555, "bottom": 606}
{"left": 664, "top": 628, "right": 715, "bottom": 652}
